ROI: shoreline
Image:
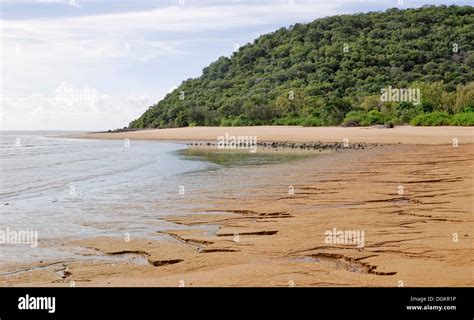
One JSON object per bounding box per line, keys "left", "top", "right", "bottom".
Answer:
{"left": 1, "top": 143, "right": 472, "bottom": 287}
{"left": 1, "top": 128, "right": 473, "bottom": 286}
{"left": 72, "top": 125, "right": 474, "bottom": 145}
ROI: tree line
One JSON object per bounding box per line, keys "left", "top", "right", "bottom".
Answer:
{"left": 129, "top": 5, "right": 474, "bottom": 129}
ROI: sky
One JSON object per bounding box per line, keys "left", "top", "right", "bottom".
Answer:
{"left": 0, "top": 0, "right": 471, "bottom": 130}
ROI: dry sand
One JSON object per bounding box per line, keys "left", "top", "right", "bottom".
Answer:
{"left": 76, "top": 125, "right": 473, "bottom": 145}
{"left": 1, "top": 126, "right": 473, "bottom": 287}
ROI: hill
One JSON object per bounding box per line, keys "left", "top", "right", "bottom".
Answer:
{"left": 129, "top": 5, "right": 474, "bottom": 128}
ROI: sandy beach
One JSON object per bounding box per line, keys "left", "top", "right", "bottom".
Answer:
{"left": 1, "top": 126, "right": 473, "bottom": 287}
{"left": 77, "top": 125, "right": 474, "bottom": 145}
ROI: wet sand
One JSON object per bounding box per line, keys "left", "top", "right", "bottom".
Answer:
{"left": 1, "top": 127, "right": 473, "bottom": 286}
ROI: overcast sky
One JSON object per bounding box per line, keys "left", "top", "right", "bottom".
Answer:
{"left": 0, "top": 0, "right": 470, "bottom": 130}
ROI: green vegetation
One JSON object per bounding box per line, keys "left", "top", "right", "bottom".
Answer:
{"left": 411, "top": 111, "right": 474, "bottom": 126}
{"left": 129, "top": 5, "right": 474, "bottom": 128}
{"left": 410, "top": 111, "right": 452, "bottom": 126}
{"left": 450, "top": 112, "right": 474, "bottom": 125}
{"left": 343, "top": 110, "right": 390, "bottom": 126}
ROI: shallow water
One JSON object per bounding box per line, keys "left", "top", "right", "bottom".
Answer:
{"left": 0, "top": 131, "right": 319, "bottom": 264}
{"left": 0, "top": 131, "right": 215, "bottom": 262}
{"left": 179, "top": 147, "right": 312, "bottom": 167}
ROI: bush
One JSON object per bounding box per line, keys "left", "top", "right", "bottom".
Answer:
{"left": 366, "top": 110, "right": 389, "bottom": 125}
{"left": 388, "top": 116, "right": 404, "bottom": 125}
{"left": 410, "top": 112, "right": 451, "bottom": 126}
{"left": 394, "top": 102, "right": 424, "bottom": 123}
{"left": 460, "top": 106, "right": 474, "bottom": 113}
{"left": 273, "top": 116, "right": 304, "bottom": 126}
{"left": 231, "top": 117, "right": 254, "bottom": 126}
{"left": 450, "top": 112, "right": 474, "bottom": 126}
{"left": 342, "top": 110, "right": 388, "bottom": 126}
{"left": 219, "top": 118, "right": 233, "bottom": 126}
{"left": 300, "top": 116, "right": 324, "bottom": 126}
{"left": 342, "top": 111, "right": 366, "bottom": 126}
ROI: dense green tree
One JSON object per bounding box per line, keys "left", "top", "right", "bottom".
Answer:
{"left": 129, "top": 5, "right": 474, "bottom": 129}
{"left": 455, "top": 82, "right": 474, "bottom": 112}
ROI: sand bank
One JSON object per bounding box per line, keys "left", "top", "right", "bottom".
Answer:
{"left": 1, "top": 141, "right": 472, "bottom": 286}
{"left": 75, "top": 125, "right": 473, "bottom": 145}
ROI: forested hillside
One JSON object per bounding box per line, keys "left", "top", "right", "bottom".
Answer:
{"left": 129, "top": 5, "right": 474, "bottom": 128}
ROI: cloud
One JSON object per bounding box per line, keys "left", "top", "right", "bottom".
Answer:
{"left": 1, "top": 2, "right": 344, "bottom": 65}
{"left": 2, "top": 2, "right": 346, "bottom": 129}
{"left": 0, "top": 86, "right": 153, "bottom": 130}
{"left": 2, "top": 0, "right": 450, "bottom": 129}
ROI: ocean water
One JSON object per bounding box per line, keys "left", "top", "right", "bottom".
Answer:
{"left": 0, "top": 131, "right": 316, "bottom": 266}
{"left": 0, "top": 131, "right": 215, "bottom": 263}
